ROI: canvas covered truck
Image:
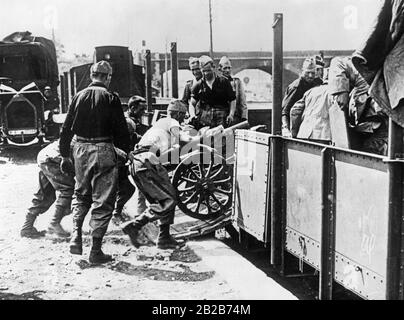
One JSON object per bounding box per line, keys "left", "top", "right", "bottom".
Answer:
{"left": 0, "top": 31, "right": 60, "bottom": 146}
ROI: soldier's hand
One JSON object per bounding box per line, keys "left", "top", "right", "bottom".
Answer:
{"left": 226, "top": 114, "right": 235, "bottom": 126}
{"left": 334, "top": 92, "right": 349, "bottom": 110}
{"left": 282, "top": 127, "right": 292, "bottom": 138}
{"left": 60, "top": 158, "right": 74, "bottom": 176}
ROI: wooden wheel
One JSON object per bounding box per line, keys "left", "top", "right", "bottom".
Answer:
{"left": 172, "top": 152, "right": 233, "bottom": 220}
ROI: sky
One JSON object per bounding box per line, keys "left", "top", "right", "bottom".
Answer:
{"left": 0, "top": 0, "right": 384, "bottom": 56}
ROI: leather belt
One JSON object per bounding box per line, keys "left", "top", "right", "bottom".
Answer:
{"left": 76, "top": 136, "right": 112, "bottom": 143}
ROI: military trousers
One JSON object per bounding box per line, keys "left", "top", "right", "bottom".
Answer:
{"left": 71, "top": 142, "right": 118, "bottom": 238}
{"left": 130, "top": 152, "right": 176, "bottom": 225}
{"left": 27, "top": 160, "right": 75, "bottom": 217}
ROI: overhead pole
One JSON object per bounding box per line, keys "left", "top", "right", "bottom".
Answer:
{"left": 209, "top": 0, "right": 214, "bottom": 58}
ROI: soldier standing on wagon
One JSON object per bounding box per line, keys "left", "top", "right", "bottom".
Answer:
{"left": 218, "top": 56, "right": 248, "bottom": 124}
{"left": 190, "top": 55, "right": 236, "bottom": 129}
{"left": 59, "top": 61, "right": 131, "bottom": 264}
{"left": 328, "top": 56, "right": 388, "bottom": 155}
{"left": 182, "top": 57, "right": 203, "bottom": 120}
{"left": 281, "top": 57, "right": 323, "bottom": 137}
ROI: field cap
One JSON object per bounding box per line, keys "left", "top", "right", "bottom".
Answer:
{"left": 91, "top": 60, "right": 112, "bottom": 75}
{"left": 167, "top": 99, "right": 187, "bottom": 113}
{"left": 219, "top": 56, "right": 231, "bottom": 67}
{"left": 189, "top": 57, "right": 200, "bottom": 69}
{"left": 199, "top": 55, "right": 214, "bottom": 68}
{"left": 302, "top": 57, "right": 316, "bottom": 72}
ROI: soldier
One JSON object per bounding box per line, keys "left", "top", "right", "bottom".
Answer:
{"left": 127, "top": 95, "right": 148, "bottom": 136}
{"left": 20, "top": 140, "right": 74, "bottom": 239}
{"left": 281, "top": 57, "right": 323, "bottom": 137}
{"left": 190, "top": 55, "right": 236, "bottom": 129}
{"left": 112, "top": 96, "right": 148, "bottom": 225}
{"left": 59, "top": 60, "right": 131, "bottom": 264}
{"left": 328, "top": 56, "right": 388, "bottom": 155}
{"left": 121, "top": 99, "right": 202, "bottom": 250}
{"left": 182, "top": 57, "right": 203, "bottom": 120}
{"left": 218, "top": 56, "right": 248, "bottom": 124}
{"left": 315, "top": 55, "right": 325, "bottom": 81}
{"left": 290, "top": 69, "right": 332, "bottom": 141}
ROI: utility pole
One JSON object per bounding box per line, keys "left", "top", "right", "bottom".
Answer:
{"left": 209, "top": 0, "right": 214, "bottom": 58}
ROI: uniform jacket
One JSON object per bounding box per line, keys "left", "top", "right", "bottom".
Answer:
{"left": 352, "top": 0, "right": 404, "bottom": 127}
{"left": 290, "top": 85, "right": 332, "bottom": 140}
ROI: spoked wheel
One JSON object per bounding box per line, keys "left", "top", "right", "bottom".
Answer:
{"left": 172, "top": 152, "right": 233, "bottom": 220}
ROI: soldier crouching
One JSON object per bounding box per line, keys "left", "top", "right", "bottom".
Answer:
{"left": 20, "top": 140, "right": 74, "bottom": 238}
{"left": 121, "top": 99, "right": 201, "bottom": 250}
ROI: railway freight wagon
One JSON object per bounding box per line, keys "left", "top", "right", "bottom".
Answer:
{"left": 231, "top": 12, "right": 404, "bottom": 300}
{"left": 0, "top": 31, "right": 61, "bottom": 146}
{"left": 232, "top": 131, "right": 399, "bottom": 300}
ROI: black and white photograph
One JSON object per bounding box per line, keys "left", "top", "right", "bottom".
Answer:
{"left": 0, "top": 0, "right": 403, "bottom": 304}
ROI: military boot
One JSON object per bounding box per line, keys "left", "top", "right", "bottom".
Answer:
{"left": 120, "top": 214, "right": 150, "bottom": 248}
{"left": 20, "top": 213, "right": 46, "bottom": 238}
{"left": 89, "top": 237, "right": 113, "bottom": 264}
{"left": 69, "top": 216, "right": 84, "bottom": 255}
{"left": 48, "top": 206, "right": 70, "bottom": 238}
{"left": 156, "top": 224, "right": 185, "bottom": 250}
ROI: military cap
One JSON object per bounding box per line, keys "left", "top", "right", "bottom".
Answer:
{"left": 128, "top": 95, "right": 146, "bottom": 107}
{"left": 189, "top": 57, "right": 200, "bottom": 69}
{"left": 302, "top": 58, "right": 316, "bottom": 72}
{"left": 167, "top": 99, "right": 187, "bottom": 113}
{"left": 91, "top": 60, "right": 113, "bottom": 75}
{"left": 315, "top": 55, "right": 325, "bottom": 67}
{"left": 199, "top": 55, "right": 214, "bottom": 68}
{"left": 219, "top": 56, "right": 232, "bottom": 67}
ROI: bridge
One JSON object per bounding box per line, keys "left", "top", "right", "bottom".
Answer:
{"left": 151, "top": 49, "right": 353, "bottom": 92}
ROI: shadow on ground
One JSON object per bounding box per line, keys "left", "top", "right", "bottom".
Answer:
{"left": 222, "top": 235, "right": 362, "bottom": 300}
{"left": 0, "top": 145, "right": 42, "bottom": 165}
{"left": 109, "top": 261, "right": 214, "bottom": 281}
{"left": 0, "top": 290, "right": 45, "bottom": 300}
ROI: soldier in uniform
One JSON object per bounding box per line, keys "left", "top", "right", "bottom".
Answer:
{"left": 59, "top": 60, "right": 130, "bottom": 264}
{"left": 127, "top": 95, "right": 148, "bottom": 136}
{"left": 121, "top": 99, "right": 202, "bottom": 250}
{"left": 112, "top": 96, "right": 148, "bottom": 224}
{"left": 182, "top": 57, "right": 203, "bottom": 120}
{"left": 328, "top": 56, "right": 388, "bottom": 155}
{"left": 281, "top": 57, "right": 323, "bottom": 137}
{"left": 20, "top": 140, "right": 74, "bottom": 238}
{"left": 218, "top": 56, "right": 248, "bottom": 124}
{"left": 190, "top": 55, "right": 236, "bottom": 129}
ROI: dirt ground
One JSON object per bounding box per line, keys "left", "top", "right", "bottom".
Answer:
{"left": 0, "top": 146, "right": 361, "bottom": 301}
{"left": 0, "top": 146, "right": 242, "bottom": 300}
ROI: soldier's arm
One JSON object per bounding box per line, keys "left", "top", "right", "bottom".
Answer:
{"left": 111, "top": 95, "right": 131, "bottom": 153}
{"left": 237, "top": 79, "right": 248, "bottom": 120}
{"left": 290, "top": 96, "right": 307, "bottom": 138}
{"left": 59, "top": 96, "right": 77, "bottom": 158}
{"left": 190, "top": 81, "right": 201, "bottom": 107}
{"left": 328, "top": 57, "right": 351, "bottom": 109}
{"left": 281, "top": 85, "right": 298, "bottom": 130}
